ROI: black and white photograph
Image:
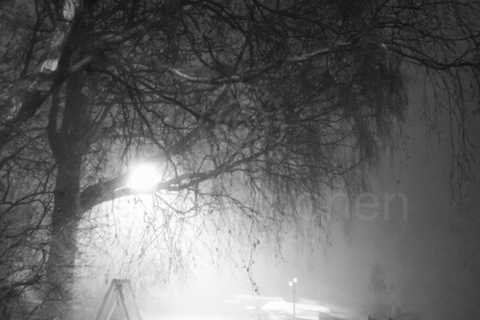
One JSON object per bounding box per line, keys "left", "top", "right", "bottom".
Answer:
{"left": 0, "top": 1, "right": 479, "bottom": 319}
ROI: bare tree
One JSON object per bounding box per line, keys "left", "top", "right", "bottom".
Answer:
{"left": 0, "top": 0, "right": 479, "bottom": 319}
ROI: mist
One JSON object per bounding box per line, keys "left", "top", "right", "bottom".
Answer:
{"left": 2, "top": 1, "right": 480, "bottom": 320}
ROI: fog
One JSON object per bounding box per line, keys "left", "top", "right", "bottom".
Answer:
{"left": 71, "top": 77, "right": 480, "bottom": 320}
{"left": 74, "top": 111, "right": 479, "bottom": 320}
{"left": 2, "top": 1, "right": 480, "bottom": 320}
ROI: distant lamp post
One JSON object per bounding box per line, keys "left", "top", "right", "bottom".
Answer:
{"left": 288, "top": 277, "right": 298, "bottom": 320}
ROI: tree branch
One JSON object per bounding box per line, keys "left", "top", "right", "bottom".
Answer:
{"left": 0, "top": 87, "right": 52, "bottom": 150}
{"left": 79, "top": 150, "right": 268, "bottom": 213}
{"left": 155, "top": 42, "right": 350, "bottom": 84}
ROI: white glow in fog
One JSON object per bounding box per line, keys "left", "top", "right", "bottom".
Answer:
{"left": 127, "top": 162, "right": 161, "bottom": 191}
{"left": 262, "top": 300, "right": 331, "bottom": 317}
{"left": 74, "top": 184, "right": 259, "bottom": 319}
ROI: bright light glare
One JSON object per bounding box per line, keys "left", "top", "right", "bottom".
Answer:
{"left": 288, "top": 277, "right": 298, "bottom": 287}
{"left": 127, "top": 162, "right": 161, "bottom": 192}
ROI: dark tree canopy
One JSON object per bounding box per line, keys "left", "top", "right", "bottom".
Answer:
{"left": 0, "top": 0, "right": 479, "bottom": 319}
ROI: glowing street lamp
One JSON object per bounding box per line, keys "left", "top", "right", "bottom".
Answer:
{"left": 126, "top": 162, "right": 161, "bottom": 192}
{"left": 288, "top": 277, "right": 298, "bottom": 320}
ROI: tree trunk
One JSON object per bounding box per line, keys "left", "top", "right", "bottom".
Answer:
{"left": 43, "top": 70, "right": 90, "bottom": 319}
{"left": 43, "top": 159, "right": 82, "bottom": 320}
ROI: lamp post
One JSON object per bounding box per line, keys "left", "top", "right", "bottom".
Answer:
{"left": 288, "top": 277, "right": 298, "bottom": 320}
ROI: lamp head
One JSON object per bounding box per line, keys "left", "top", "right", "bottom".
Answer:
{"left": 126, "top": 162, "right": 161, "bottom": 192}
